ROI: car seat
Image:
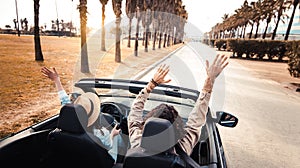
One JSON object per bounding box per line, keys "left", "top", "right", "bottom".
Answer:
{"left": 123, "top": 117, "right": 186, "bottom": 168}
{"left": 46, "top": 104, "right": 114, "bottom": 168}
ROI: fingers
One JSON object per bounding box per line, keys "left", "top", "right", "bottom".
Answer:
{"left": 212, "top": 54, "right": 219, "bottom": 66}
{"left": 206, "top": 54, "right": 229, "bottom": 80}
{"left": 153, "top": 64, "right": 171, "bottom": 85}
{"left": 41, "top": 67, "right": 53, "bottom": 74}
{"left": 163, "top": 79, "right": 172, "bottom": 83}
{"left": 161, "top": 65, "right": 170, "bottom": 77}
{"left": 41, "top": 67, "right": 50, "bottom": 76}
{"left": 53, "top": 67, "right": 58, "bottom": 75}
{"left": 158, "top": 64, "right": 166, "bottom": 73}
{"left": 221, "top": 61, "right": 229, "bottom": 69}
{"left": 212, "top": 54, "right": 228, "bottom": 67}
{"left": 221, "top": 56, "right": 229, "bottom": 68}
{"left": 205, "top": 60, "right": 209, "bottom": 74}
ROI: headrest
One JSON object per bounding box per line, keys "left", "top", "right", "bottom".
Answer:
{"left": 140, "top": 117, "right": 176, "bottom": 154}
{"left": 57, "top": 104, "right": 88, "bottom": 134}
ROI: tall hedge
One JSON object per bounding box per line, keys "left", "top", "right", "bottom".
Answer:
{"left": 286, "top": 41, "right": 300, "bottom": 77}
{"left": 207, "top": 39, "right": 300, "bottom": 78}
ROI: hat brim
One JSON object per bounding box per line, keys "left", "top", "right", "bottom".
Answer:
{"left": 73, "top": 92, "right": 100, "bottom": 127}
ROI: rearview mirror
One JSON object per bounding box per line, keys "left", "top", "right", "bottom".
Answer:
{"left": 216, "top": 111, "right": 238, "bottom": 128}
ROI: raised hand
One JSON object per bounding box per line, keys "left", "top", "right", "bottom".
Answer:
{"left": 41, "top": 66, "right": 64, "bottom": 91}
{"left": 203, "top": 54, "right": 229, "bottom": 93}
{"left": 41, "top": 67, "right": 59, "bottom": 81}
{"left": 146, "top": 64, "right": 171, "bottom": 93}
{"left": 152, "top": 64, "right": 172, "bottom": 85}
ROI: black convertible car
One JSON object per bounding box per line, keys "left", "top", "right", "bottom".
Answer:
{"left": 0, "top": 78, "right": 238, "bottom": 168}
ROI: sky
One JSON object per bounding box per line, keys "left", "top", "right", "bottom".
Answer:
{"left": 0, "top": 0, "right": 246, "bottom": 33}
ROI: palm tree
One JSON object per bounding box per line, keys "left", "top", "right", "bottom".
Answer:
{"left": 284, "top": 0, "right": 300, "bottom": 40}
{"left": 125, "top": 0, "right": 136, "bottom": 48}
{"left": 78, "top": 0, "right": 90, "bottom": 73}
{"left": 179, "top": 6, "right": 188, "bottom": 42}
{"left": 34, "top": 0, "right": 44, "bottom": 61}
{"left": 112, "top": 0, "right": 122, "bottom": 62}
{"left": 232, "top": 1, "right": 251, "bottom": 39}
{"left": 252, "top": 0, "right": 263, "bottom": 39}
{"left": 173, "top": 0, "right": 181, "bottom": 44}
{"left": 247, "top": 1, "right": 259, "bottom": 39}
{"left": 134, "top": 0, "right": 144, "bottom": 56}
{"left": 157, "top": 0, "right": 167, "bottom": 48}
{"left": 152, "top": 0, "right": 159, "bottom": 49}
{"left": 261, "top": 0, "right": 276, "bottom": 39}
{"left": 100, "top": 0, "right": 109, "bottom": 51}
{"left": 166, "top": 0, "right": 175, "bottom": 47}
{"left": 144, "top": 0, "right": 153, "bottom": 52}
{"left": 271, "top": 0, "right": 289, "bottom": 40}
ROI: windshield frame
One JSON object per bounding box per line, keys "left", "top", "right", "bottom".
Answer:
{"left": 74, "top": 78, "right": 200, "bottom": 102}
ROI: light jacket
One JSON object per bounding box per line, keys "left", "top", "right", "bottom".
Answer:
{"left": 128, "top": 87, "right": 211, "bottom": 155}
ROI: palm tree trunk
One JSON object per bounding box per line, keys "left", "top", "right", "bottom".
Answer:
{"left": 34, "top": 0, "right": 43, "bottom": 61}
{"left": 142, "top": 32, "right": 145, "bottom": 46}
{"left": 272, "top": 6, "right": 283, "bottom": 40}
{"left": 263, "top": 18, "right": 271, "bottom": 39}
{"left": 262, "top": 22, "right": 269, "bottom": 39}
{"left": 163, "top": 32, "right": 167, "bottom": 48}
{"left": 284, "top": 1, "right": 299, "bottom": 40}
{"left": 152, "top": 30, "right": 156, "bottom": 50}
{"left": 101, "top": 3, "right": 106, "bottom": 51}
{"left": 127, "top": 18, "right": 132, "bottom": 48}
{"left": 79, "top": 0, "right": 89, "bottom": 73}
{"left": 249, "top": 24, "right": 254, "bottom": 39}
{"left": 112, "top": 0, "right": 122, "bottom": 62}
{"left": 134, "top": 19, "right": 140, "bottom": 56}
{"left": 144, "top": 9, "right": 151, "bottom": 52}
{"left": 115, "top": 17, "right": 121, "bottom": 62}
{"left": 158, "top": 32, "right": 162, "bottom": 49}
{"left": 242, "top": 24, "right": 247, "bottom": 39}
{"left": 254, "top": 22, "right": 260, "bottom": 39}
{"left": 15, "top": 0, "right": 20, "bottom": 37}
{"left": 272, "top": 16, "right": 281, "bottom": 40}
{"left": 145, "top": 31, "right": 149, "bottom": 52}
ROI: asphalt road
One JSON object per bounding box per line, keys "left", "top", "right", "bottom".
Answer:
{"left": 140, "top": 42, "right": 300, "bottom": 168}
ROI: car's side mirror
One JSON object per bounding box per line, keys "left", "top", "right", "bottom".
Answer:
{"left": 216, "top": 111, "right": 238, "bottom": 128}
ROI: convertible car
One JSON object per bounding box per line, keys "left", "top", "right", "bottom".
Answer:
{"left": 0, "top": 78, "right": 238, "bottom": 168}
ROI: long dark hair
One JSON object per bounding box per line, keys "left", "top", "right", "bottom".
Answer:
{"left": 143, "top": 103, "right": 186, "bottom": 141}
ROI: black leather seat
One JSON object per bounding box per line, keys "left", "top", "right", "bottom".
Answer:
{"left": 123, "top": 117, "right": 186, "bottom": 168}
{"left": 46, "top": 104, "right": 114, "bottom": 168}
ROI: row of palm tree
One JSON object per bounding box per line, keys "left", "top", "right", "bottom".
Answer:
{"left": 33, "top": 0, "right": 188, "bottom": 73}
{"left": 210, "top": 0, "right": 300, "bottom": 41}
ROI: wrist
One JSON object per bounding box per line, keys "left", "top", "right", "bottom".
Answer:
{"left": 53, "top": 77, "right": 60, "bottom": 82}
{"left": 203, "top": 77, "right": 214, "bottom": 93}
{"left": 150, "top": 78, "right": 159, "bottom": 86}
{"left": 146, "top": 82, "right": 156, "bottom": 93}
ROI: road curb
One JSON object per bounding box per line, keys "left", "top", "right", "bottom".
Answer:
{"left": 133, "top": 44, "right": 185, "bottom": 80}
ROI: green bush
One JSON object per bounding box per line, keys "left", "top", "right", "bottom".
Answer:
{"left": 286, "top": 41, "right": 300, "bottom": 77}
{"left": 214, "top": 39, "right": 227, "bottom": 50}
{"left": 227, "top": 39, "right": 288, "bottom": 61}
{"left": 205, "top": 38, "right": 300, "bottom": 78}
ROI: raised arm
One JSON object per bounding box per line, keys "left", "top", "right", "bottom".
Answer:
{"left": 128, "top": 64, "right": 171, "bottom": 148}
{"left": 178, "top": 54, "right": 229, "bottom": 155}
{"left": 41, "top": 67, "right": 71, "bottom": 105}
